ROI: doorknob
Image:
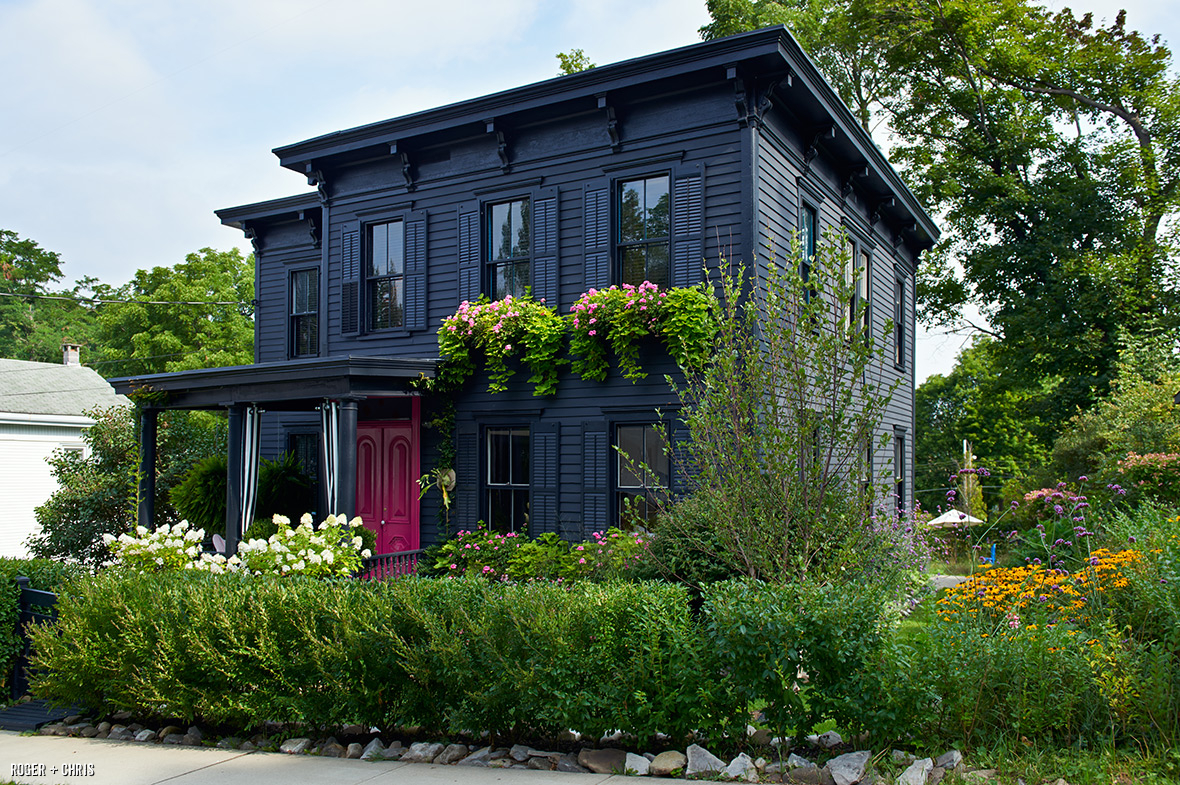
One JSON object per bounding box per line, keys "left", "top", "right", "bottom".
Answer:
{"left": 380, "top": 519, "right": 386, "bottom": 526}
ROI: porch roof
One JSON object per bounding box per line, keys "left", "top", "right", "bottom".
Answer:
{"left": 110, "top": 355, "right": 439, "bottom": 410}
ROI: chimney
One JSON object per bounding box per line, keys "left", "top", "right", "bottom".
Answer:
{"left": 62, "top": 343, "right": 81, "bottom": 366}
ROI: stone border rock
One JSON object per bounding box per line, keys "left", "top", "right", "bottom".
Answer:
{"left": 35, "top": 716, "right": 1020, "bottom": 784}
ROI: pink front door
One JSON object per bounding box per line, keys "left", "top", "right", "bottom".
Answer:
{"left": 356, "top": 405, "right": 420, "bottom": 554}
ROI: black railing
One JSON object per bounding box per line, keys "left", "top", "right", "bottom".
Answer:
{"left": 358, "top": 549, "right": 423, "bottom": 581}
{"left": 11, "top": 577, "right": 58, "bottom": 700}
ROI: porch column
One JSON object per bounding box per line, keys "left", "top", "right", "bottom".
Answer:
{"left": 225, "top": 404, "right": 244, "bottom": 555}
{"left": 338, "top": 400, "right": 358, "bottom": 520}
{"left": 137, "top": 407, "right": 158, "bottom": 530}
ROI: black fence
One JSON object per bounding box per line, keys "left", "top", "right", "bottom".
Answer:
{"left": 10, "top": 576, "right": 58, "bottom": 700}
{"left": 357, "top": 549, "right": 423, "bottom": 581}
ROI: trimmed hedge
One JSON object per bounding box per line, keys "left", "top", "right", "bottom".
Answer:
{"left": 28, "top": 573, "right": 749, "bottom": 744}
{"left": 1, "top": 558, "right": 85, "bottom": 697}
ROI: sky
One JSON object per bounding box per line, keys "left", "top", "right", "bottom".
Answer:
{"left": 2, "top": 0, "right": 1176, "bottom": 383}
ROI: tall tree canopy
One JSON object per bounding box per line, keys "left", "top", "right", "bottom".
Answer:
{"left": 704, "top": 0, "right": 1180, "bottom": 434}
{"left": 94, "top": 247, "right": 255, "bottom": 376}
{"left": 0, "top": 230, "right": 102, "bottom": 363}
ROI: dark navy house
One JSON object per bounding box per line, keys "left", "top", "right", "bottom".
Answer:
{"left": 114, "top": 27, "right": 936, "bottom": 559}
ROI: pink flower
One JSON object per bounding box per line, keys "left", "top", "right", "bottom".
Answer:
{"left": 589, "top": 330, "right": 596, "bottom": 336}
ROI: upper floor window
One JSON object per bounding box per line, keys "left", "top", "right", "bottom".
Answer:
{"left": 487, "top": 426, "right": 530, "bottom": 533}
{"left": 618, "top": 175, "right": 670, "bottom": 288}
{"left": 894, "top": 429, "right": 907, "bottom": 513}
{"left": 799, "top": 203, "right": 817, "bottom": 282}
{"left": 615, "top": 423, "right": 669, "bottom": 528}
{"left": 894, "top": 274, "right": 906, "bottom": 367}
{"left": 290, "top": 268, "right": 319, "bottom": 357}
{"left": 487, "top": 198, "right": 531, "bottom": 300}
{"left": 369, "top": 220, "right": 404, "bottom": 330}
{"left": 843, "top": 242, "right": 870, "bottom": 338}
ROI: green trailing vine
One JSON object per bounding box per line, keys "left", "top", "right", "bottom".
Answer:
{"left": 435, "top": 281, "right": 718, "bottom": 394}
{"left": 568, "top": 281, "right": 716, "bottom": 382}
{"left": 436, "top": 294, "right": 566, "bottom": 396}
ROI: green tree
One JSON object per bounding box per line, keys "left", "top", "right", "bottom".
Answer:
{"left": 94, "top": 248, "right": 255, "bottom": 376}
{"left": 914, "top": 338, "right": 1050, "bottom": 513}
{"left": 0, "top": 230, "right": 102, "bottom": 363}
{"left": 703, "top": 0, "right": 1180, "bottom": 433}
{"left": 28, "top": 405, "right": 227, "bottom": 566}
{"left": 555, "top": 48, "right": 596, "bottom": 75}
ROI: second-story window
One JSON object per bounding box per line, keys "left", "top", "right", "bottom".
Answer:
{"left": 369, "top": 220, "right": 404, "bottom": 330}
{"left": 895, "top": 274, "right": 906, "bottom": 367}
{"left": 799, "top": 203, "right": 817, "bottom": 283}
{"left": 618, "top": 175, "right": 670, "bottom": 288}
{"left": 290, "top": 268, "right": 319, "bottom": 357}
{"left": 487, "top": 198, "right": 530, "bottom": 300}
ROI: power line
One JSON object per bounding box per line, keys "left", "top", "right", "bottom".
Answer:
{"left": 0, "top": 291, "right": 247, "bottom": 307}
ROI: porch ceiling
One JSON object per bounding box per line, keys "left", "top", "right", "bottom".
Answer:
{"left": 109, "top": 355, "right": 439, "bottom": 410}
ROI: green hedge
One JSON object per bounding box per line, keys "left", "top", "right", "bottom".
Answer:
{"left": 0, "top": 558, "right": 85, "bottom": 698}
{"left": 28, "top": 573, "right": 751, "bottom": 743}
{"left": 30, "top": 570, "right": 905, "bottom": 743}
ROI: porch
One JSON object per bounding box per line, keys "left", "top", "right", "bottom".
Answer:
{"left": 111, "top": 355, "right": 439, "bottom": 557}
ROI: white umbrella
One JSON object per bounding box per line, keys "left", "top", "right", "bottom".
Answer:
{"left": 927, "top": 508, "right": 985, "bottom": 527}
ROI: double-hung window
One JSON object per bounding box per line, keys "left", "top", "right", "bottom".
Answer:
{"left": 799, "top": 204, "right": 817, "bottom": 283}
{"left": 894, "top": 274, "right": 906, "bottom": 368}
{"left": 290, "top": 268, "right": 319, "bottom": 357}
{"left": 842, "top": 242, "right": 870, "bottom": 339}
{"left": 486, "top": 426, "right": 530, "bottom": 532}
{"left": 615, "top": 424, "right": 669, "bottom": 527}
{"left": 368, "top": 220, "right": 405, "bottom": 330}
{"left": 487, "top": 198, "right": 531, "bottom": 300}
{"left": 618, "top": 175, "right": 670, "bottom": 288}
{"left": 894, "top": 429, "right": 907, "bottom": 513}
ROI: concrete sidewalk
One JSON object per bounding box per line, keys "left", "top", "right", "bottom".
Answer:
{"left": 1, "top": 731, "right": 623, "bottom": 785}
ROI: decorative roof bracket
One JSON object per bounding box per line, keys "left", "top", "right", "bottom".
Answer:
{"left": 389, "top": 142, "right": 416, "bottom": 191}
{"left": 298, "top": 210, "right": 321, "bottom": 249}
{"left": 485, "top": 120, "right": 511, "bottom": 173}
{"left": 305, "top": 167, "right": 328, "bottom": 202}
{"left": 870, "top": 196, "right": 895, "bottom": 227}
{"left": 802, "top": 125, "right": 834, "bottom": 174}
{"left": 841, "top": 164, "right": 869, "bottom": 200}
{"left": 596, "top": 95, "right": 621, "bottom": 152}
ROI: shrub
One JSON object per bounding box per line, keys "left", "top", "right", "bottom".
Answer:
{"left": 30, "top": 572, "right": 743, "bottom": 743}
{"left": 28, "top": 406, "right": 226, "bottom": 566}
{"left": 171, "top": 452, "right": 315, "bottom": 538}
{"left": 0, "top": 558, "right": 84, "bottom": 697}
{"left": 658, "top": 236, "right": 901, "bottom": 587}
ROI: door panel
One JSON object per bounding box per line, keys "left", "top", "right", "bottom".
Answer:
{"left": 356, "top": 417, "right": 419, "bottom": 555}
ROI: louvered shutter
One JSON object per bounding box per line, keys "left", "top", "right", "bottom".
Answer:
{"left": 530, "top": 421, "right": 560, "bottom": 535}
{"left": 341, "top": 220, "right": 361, "bottom": 335}
{"left": 670, "top": 422, "right": 694, "bottom": 497}
{"left": 581, "top": 420, "right": 608, "bottom": 537}
{"left": 671, "top": 163, "right": 704, "bottom": 288}
{"left": 531, "top": 187, "right": 559, "bottom": 307}
{"left": 457, "top": 203, "right": 481, "bottom": 305}
{"left": 583, "top": 179, "right": 611, "bottom": 291}
{"left": 455, "top": 421, "right": 479, "bottom": 528}
{"left": 404, "top": 211, "right": 428, "bottom": 331}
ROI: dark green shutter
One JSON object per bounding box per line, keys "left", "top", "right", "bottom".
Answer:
{"left": 457, "top": 202, "right": 480, "bottom": 304}
{"left": 531, "top": 187, "right": 559, "bottom": 307}
{"left": 530, "top": 421, "right": 560, "bottom": 535}
{"left": 583, "top": 180, "right": 611, "bottom": 291}
{"left": 581, "top": 420, "right": 608, "bottom": 537}
{"left": 341, "top": 220, "right": 361, "bottom": 335}
{"left": 405, "top": 211, "right": 428, "bottom": 331}
{"left": 455, "top": 421, "right": 479, "bottom": 527}
{"left": 671, "top": 163, "right": 704, "bottom": 288}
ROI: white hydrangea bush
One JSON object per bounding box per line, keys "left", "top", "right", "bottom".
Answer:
{"left": 104, "top": 514, "right": 371, "bottom": 578}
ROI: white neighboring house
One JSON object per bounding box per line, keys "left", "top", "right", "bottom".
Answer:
{"left": 0, "top": 345, "right": 127, "bottom": 558}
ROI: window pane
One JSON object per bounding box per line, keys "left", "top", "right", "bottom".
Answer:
{"left": 293, "top": 271, "right": 308, "bottom": 312}
{"left": 492, "top": 260, "right": 530, "bottom": 301}
{"left": 386, "top": 221, "right": 404, "bottom": 276}
{"left": 294, "top": 314, "right": 317, "bottom": 356}
{"left": 369, "top": 223, "right": 387, "bottom": 277}
{"left": 306, "top": 268, "right": 319, "bottom": 312}
{"left": 646, "top": 242, "right": 670, "bottom": 289}
{"left": 619, "top": 181, "right": 644, "bottom": 243}
{"left": 645, "top": 427, "right": 669, "bottom": 488}
{"left": 621, "top": 246, "right": 647, "bottom": 287}
{"left": 645, "top": 176, "right": 670, "bottom": 238}
{"left": 511, "top": 428, "right": 529, "bottom": 485}
{"left": 514, "top": 200, "right": 530, "bottom": 257}
{"left": 369, "top": 278, "right": 403, "bottom": 330}
{"left": 488, "top": 488, "right": 514, "bottom": 531}
{"left": 488, "top": 429, "right": 511, "bottom": 485}
{"left": 617, "top": 426, "right": 644, "bottom": 488}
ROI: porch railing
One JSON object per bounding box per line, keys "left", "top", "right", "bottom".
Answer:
{"left": 358, "top": 549, "right": 424, "bottom": 581}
